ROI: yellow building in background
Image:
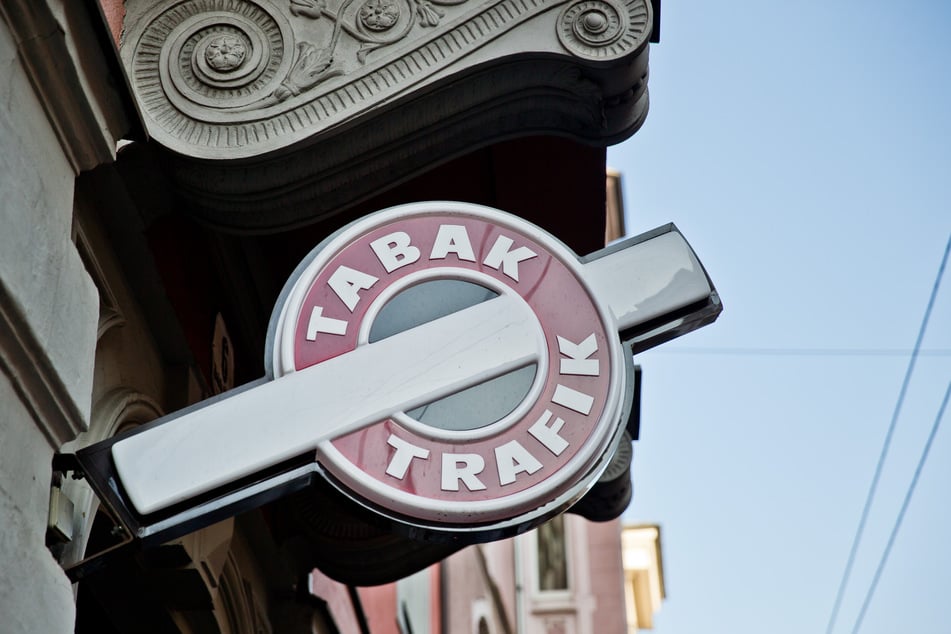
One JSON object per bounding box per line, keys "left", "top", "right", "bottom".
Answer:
{"left": 622, "top": 525, "right": 666, "bottom": 631}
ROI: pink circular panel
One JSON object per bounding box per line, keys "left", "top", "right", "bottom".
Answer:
{"left": 277, "top": 204, "right": 624, "bottom": 527}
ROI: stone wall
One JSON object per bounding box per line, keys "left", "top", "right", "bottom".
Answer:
{"left": 0, "top": 2, "right": 130, "bottom": 631}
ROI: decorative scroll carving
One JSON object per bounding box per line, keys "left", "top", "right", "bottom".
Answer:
{"left": 129, "top": 0, "right": 293, "bottom": 117}
{"left": 290, "top": 0, "right": 325, "bottom": 18}
{"left": 121, "top": 0, "right": 653, "bottom": 230}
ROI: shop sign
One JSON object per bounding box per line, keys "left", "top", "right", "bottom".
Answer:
{"left": 72, "top": 202, "right": 720, "bottom": 545}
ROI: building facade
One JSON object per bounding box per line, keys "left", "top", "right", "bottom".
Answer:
{"left": 0, "top": 0, "right": 666, "bottom": 631}
{"left": 336, "top": 519, "right": 665, "bottom": 634}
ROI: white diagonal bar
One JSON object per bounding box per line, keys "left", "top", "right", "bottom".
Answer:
{"left": 583, "top": 229, "right": 713, "bottom": 334}
{"left": 113, "top": 294, "right": 541, "bottom": 515}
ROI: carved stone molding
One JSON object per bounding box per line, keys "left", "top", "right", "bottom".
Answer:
{"left": 0, "top": 0, "right": 137, "bottom": 173}
{"left": 0, "top": 283, "right": 91, "bottom": 447}
{"left": 122, "top": 0, "right": 652, "bottom": 231}
{"left": 73, "top": 219, "right": 127, "bottom": 341}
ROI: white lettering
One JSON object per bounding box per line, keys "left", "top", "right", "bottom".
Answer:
{"left": 528, "top": 410, "right": 569, "bottom": 456}
{"left": 328, "top": 265, "right": 379, "bottom": 312}
{"left": 370, "top": 231, "right": 421, "bottom": 273}
{"left": 441, "top": 453, "right": 487, "bottom": 491}
{"left": 483, "top": 235, "right": 537, "bottom": 282}
{"left": 552, "top": 384, "right": 594, "bottom": 415}
{"left": 306, "top": 306, "right": 348, "bottom": 340}
{"left": 557, "top": 334, "right": 600, "bottom": 376}
{"left": 495, "top": 440, "right": 543, "bottom": 485}
{"left": 385, "top": 435, "right": 430, "bottom": 479}
{"left": 430, "top": 224, "right": 476, "bottom": 262}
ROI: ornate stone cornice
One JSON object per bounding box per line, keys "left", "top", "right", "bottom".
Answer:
{"left": 122, "top": 0, "right": 653, "bottom": 231}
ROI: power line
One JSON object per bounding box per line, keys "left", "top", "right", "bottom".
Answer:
{"left": 649, "top": 348, "right": 951, "bottom": 357}
{"left": 850, "top": 380, "right": 951, "bottom": 634}
{"left": 823, "top": 233, "right": 951, "bottom": 634}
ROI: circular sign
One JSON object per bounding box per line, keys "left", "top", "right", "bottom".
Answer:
{"left": 267, "top": 202, "right": 630, "bottom": 533}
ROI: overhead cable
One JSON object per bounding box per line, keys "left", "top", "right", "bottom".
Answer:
{"left": 650, "top": 347, "right": 951, "bottom": 357}
{"left": 823, "top": 233, "right": 951, "bottom": 634}
{"left": 849, "top": 381, "right": 951, "bottom": 633}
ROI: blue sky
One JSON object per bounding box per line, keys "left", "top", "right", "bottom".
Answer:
{"left": 608, "top": 1, "right": 951, "bottom": 632}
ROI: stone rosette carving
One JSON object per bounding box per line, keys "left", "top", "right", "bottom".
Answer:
{"left": 359, "top": 0, "right": 401, "bottom": 31}
{"left": 557, "top": 0, "right": 647, "bottom": 59}
{"left": 121, "top": 0, "right": 653, "bottom": 229}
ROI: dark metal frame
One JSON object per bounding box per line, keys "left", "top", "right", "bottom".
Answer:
{"left": 55, "top": 443, "right": 319, "bottom": 582}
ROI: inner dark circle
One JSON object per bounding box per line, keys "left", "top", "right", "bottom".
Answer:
{"left": 368, "top": 279, "right": 537, "bottom": 432}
